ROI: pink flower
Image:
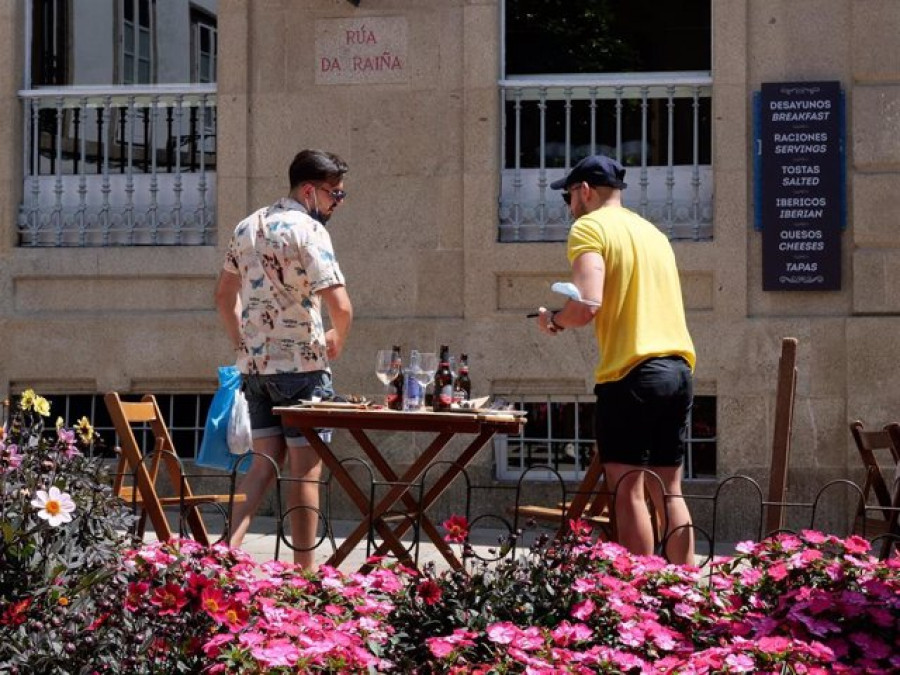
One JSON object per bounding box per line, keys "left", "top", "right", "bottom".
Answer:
{"left": 673, "top": 601, "right": 695, "bottom": 619}
{"left": 1, "top": 444, "right": 22, "bottom": 472}
{"left": 618, "top": 620, "right": 647, "bottom": 648}
{"left": 551, "top": 621, "right": 592, "bottom": 646}
{"left": 486, "top": 621, "right": 519, "bottom": 645}
{"left": 843, "top": 535, "right": 871, "bottom": 555}
{"left": 251, "top": 638, "right": 300, "bottom": 668}
{"left": 777, "top": 533, "right": 804, "bottom": 551}
{"left": 570, "top": 598, "right": 595, "bottom": 621}
{"left": 801, "top": 529, "right": 827, "bottom": 544}
{"left": 768, "top": 562, "right": 789, "bottom": 581}
{"left": 202, "top": 632, "right": 234, "bottom": 659}
{"left": 609, "top": 650, "right": 648, "bottom": 671}
{"left": 734, "top": 540, "right": 758, "bottom": 554}
{"left": 512, "top": 626, "right": 544, "bottom": 651}
{"left": 426, "top": 628, "right": 476, "bottom": 658}
{"left": 756, "top": 636, "right": 792, "bottom": 653}
{"left": 724, "top": 652, "right": 756, "bottom": 672}
{"left": 442, "top": 515, "right": 469, "bottom": 543}
{"left": 795, "top": 547, "right": 823, "bottom": 566}
{"left": 56, "top": 427, "right": 80, "bottom": 458}
{"left": 426, "top": 636, "right": 457, "bottom": 659}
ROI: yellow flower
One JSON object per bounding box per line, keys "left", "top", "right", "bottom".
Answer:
{"left": 75, "top": 417, "right": 95, "bottom": 444}
{"left": 33, "top": 395, "right": 51, "bottom": 417}
{"left": 55, "top": 416, "right": 65, "bottom": 430}
{"left": 19, "top": 389, "right": 36, "bottom": 411}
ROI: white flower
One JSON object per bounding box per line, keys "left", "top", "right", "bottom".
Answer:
{"left": 30, "top": 486, "right": 76, "bottom": 526}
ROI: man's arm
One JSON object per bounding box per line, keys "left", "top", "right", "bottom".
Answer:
{"left": 537, "top": 251, "right": 604, "bottom": 335}
{"left": 214, "top": 269, "right": 244, "bottom": 351}
{"left": 319, "top": 285, "right": 353, "bottom": 361}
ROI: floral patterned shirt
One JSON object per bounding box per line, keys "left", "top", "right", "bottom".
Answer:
{"left": 223, "top": 198, "right": 345, "bottom": 375}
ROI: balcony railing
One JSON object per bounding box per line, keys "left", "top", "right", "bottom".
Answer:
{"left": 499, "top": 72, "right": 713, "bottom": 242}
{"left": 17, "top": 85, "right": 216, "bottom": 247}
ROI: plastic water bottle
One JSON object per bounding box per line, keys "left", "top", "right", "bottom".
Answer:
{"left": 403, "top": 350, "right": 424, "bottom": 411}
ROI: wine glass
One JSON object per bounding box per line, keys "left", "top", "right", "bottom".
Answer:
{"left": 413, "top": 352, "right": 439, "bottom": 406}
{"left": 375, "top": 349, "right": 399, "bottom": 405}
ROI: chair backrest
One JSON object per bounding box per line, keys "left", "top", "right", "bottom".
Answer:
{"left": 105, "top": 392, "right": 209, "bottom": 544}
{"left": 765, "top": 337, "right": 798, "bottom": 534}
{"left": 850, "top": 420, "right": 899, "bottom": 527}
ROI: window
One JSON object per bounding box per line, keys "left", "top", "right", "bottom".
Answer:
{"left": 494, "top": 395, "right": 596, "bottom": 482}
{"left": 499, "top": 1, "right": 713, "bottom": 242}
{"left": 494, "top": 394, "right": 717, "bottom": 481}
{"left": 21, "top": 0, "right": 218, "bottom": 247}
{"left": 39, "top": 393, "right": 213, "bottom": 460}
{"left": 191, "top": 8, "right": 217, "bottom": 84}
{"left": 31, "top": 0, "right": 69, "bottom": 86}
{"left": 121, "top": 0, "right": 155, "bottom": 84}
{"left": 504, "top": 1, "right": 711, "bottom": 76}
{"left": 191, "top": 8, "right": 217, "bottom": 132}
{"left": 684, "top": 394, "right": 716, "bottom": 479}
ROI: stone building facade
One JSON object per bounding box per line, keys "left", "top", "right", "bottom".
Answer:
{"left": 1, "top": 1, "right": 899, "bottom": 540}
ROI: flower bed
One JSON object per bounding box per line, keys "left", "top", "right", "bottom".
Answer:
{"left": 1, "top": 391, "right": 898, "bottom": 673}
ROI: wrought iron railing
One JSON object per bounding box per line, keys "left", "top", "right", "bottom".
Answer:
{"left": 17, "top": 84, "right": 216, "bottom": 246}
{"left": 182, "top": 459, "right": 897, "bottom": 567}
{"left": 499, "top": 72, "right": 713, "bottom": 242}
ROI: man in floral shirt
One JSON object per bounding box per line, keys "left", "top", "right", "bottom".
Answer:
{"left": 215, "top": 149, "right": 353, "bottom": 569}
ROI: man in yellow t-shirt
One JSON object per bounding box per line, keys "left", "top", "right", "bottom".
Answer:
{"left": 534, "top": 154, "right": 696, "bottom": 565}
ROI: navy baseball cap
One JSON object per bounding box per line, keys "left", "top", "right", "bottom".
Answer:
{"left": 550, "top": 154, "right": 628, "bottom": 190}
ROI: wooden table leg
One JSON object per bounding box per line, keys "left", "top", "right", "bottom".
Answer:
{"left": 308, "top": 428, "right": 456, "bottom": 567}
{"left": 367, "top": 428, "right": 497, "bottom": 569}
{"left": 350, "top": 429, "right": 462, "bottom": 570}
{"left": 299, "top": 429, "right": 413, "bottom": 565}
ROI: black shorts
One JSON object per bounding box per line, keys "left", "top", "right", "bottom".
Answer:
{"left": 594, "top": 356, "right": 693, "bottom": 467}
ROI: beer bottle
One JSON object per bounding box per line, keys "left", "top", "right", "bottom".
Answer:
{"left": 387, "top": 345, "right": 404, "bottom": 411}
{"left": 432, "top": 345, "right": 454, "bottom": 412}
{"left": 453, "top": 353, "right": 471, "bottom": 405}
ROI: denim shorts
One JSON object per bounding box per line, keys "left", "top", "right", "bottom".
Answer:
{"left": 242, "top": 371, "right": 334, "bottom": 448}
{"left": 593, "top": 356, "right": 693, "bottom": 467}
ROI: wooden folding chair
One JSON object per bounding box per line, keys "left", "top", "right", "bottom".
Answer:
{"left": 764, "top": 337, "right": 798, "bottom": 534}
{"left": 849, "top": 420, "right": 900, "bottom": 551}
{"left": 105, "top": 392, "right": 245, "bottom": 546}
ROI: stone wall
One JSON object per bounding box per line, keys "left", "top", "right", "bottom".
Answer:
{"left": 1, "top": 1, "right": 899, "bottom": 540}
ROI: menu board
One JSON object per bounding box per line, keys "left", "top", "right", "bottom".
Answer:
{"left": 759, "top": 81, "right": 843, "bottom": 291}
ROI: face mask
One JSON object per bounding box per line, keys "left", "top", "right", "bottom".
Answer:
{"left": 308, "top": 189, "right": 330, "bottom": 225}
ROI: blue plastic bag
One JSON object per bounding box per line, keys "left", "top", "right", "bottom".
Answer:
{"left": 196, "top": 366, "right": 242, "bottom": 471}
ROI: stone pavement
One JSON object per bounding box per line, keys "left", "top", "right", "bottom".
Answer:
{"left": 209, "top": 516, "right": 728, "bottom": 572}
{"left": 223, "top": 515, "right": 518, "bottom": 571}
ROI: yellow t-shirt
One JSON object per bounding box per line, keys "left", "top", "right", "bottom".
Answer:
{"left": 566, "top": 205, "right": 696, "bottom": 384}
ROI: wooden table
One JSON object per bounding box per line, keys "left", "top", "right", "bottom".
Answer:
{"left": 274, "top": 404, "right": 524, "bottom": 570}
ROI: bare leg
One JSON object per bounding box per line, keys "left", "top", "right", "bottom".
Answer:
{"left": 229, "top": 435, "right": 285, "bottom": 549}
{"left": 285, "top": 444, "right": 323, "bottom": 570}
{"left": 604, "top": 463, "right": 655, "bottom": 556}
{"left": 645, "top": 464, "right": 695, "bottom": 566}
